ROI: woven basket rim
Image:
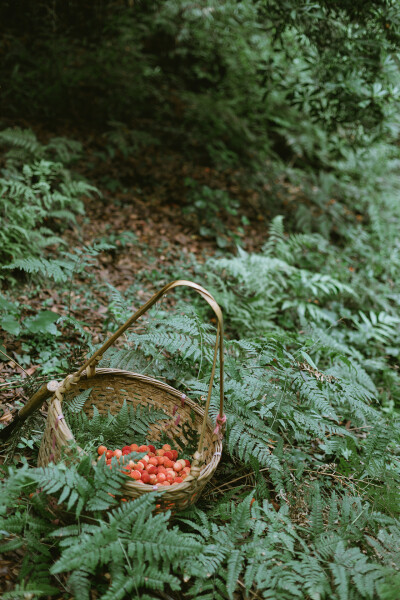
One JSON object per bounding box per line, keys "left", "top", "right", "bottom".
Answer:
{"left": 63, "top": 367, "right": 216, "bottom": 430}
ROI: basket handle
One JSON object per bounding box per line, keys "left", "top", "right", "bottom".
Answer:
{"left": 56, "top": 280, "right": 225, "bottom": 457}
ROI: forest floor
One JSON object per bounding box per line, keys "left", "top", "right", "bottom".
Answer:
{"left": 0, "top": 125, "right": 270, "bottom": 452}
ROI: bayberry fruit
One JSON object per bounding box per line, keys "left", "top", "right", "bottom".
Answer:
{"left": 141, "top": 472, "right": 150, "bottom": 484}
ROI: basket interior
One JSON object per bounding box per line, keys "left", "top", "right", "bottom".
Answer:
{"left": 63, "top": 370, "right": 216, "bottom": 465}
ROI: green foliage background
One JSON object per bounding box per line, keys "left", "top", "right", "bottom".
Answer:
{"left": 0, "top": 1, "right": 400, "bottom": 599}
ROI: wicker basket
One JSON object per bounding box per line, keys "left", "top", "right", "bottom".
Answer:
{"left": 37, "top": 280, "right": 226, "bottom": 513}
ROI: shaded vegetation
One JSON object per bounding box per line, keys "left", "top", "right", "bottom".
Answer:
{"left": 1, "top": 1, "right": 400, "bottom": 599}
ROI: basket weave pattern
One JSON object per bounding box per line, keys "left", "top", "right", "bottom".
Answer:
{"left": 37, "top": 281, "right": 225, "bottom": 513}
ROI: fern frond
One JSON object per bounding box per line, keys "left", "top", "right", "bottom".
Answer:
{"left": 3, "top": 257, "right": 72, "bottom": 281}
{"left": 64, "top": 388, "right": 93, "bottom": 414}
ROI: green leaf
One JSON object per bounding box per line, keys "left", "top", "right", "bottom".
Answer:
{"left": 0, "top": 295, "right": 19, "bottom": 314}
{"left": 1, "top": 316, "right": 21, "bottom": 336}
{"left": 24, "top": 310, "right": 60, "bottom": 335}
{"left": 300, "top": 350, "right": 319, "bottom": 371}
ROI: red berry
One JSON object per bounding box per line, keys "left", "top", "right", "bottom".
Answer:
{"left": 158, "top": 466, "right": 167, "bottom": 475}
{"left": 113, "top": 449, "right": 122, "bottom": 459}
{"left": 184, "top": 460, "right": 191, "bottom": 467}
{"left": 164, "top": 451, "right": 173, "bottom": 460}
{"left": 131, "top": 470, "right": 141, "bottom": 480}
{"left": 156, "top": 449, "right": 165, "bottom": 456}
{"left": 98, "top": 445, "right": 107, "bottom": 455}
{"left": 149, "top": 474, "right": 157, "bottom": 485}
{"left": 162, "top": 444, "right": 171, "bottom": 451}
{"left": 171, "top": 450, "right": 178, "bottom": 460}
{"left": 122, "top": 445, "right": 131, "bottom": 453}
{"left": 149, "top": 457, "right": 158, "bottom": 466}
{"left": 106, "top": 450, "right": 113, "bottom": 459}
{"left": 130, "top": 443, "right": 139, "bottom": 451}
{"left": 138, "top": 445, "right": 149, "bottom": 452}
{"left": 174, "top": 477, "right": 183, "bottom": 483}
{"left": 161, "top": 481, "right": 171, "bottom": 486}
{"left": 157, "top": 473, "right": 166, "bottom": 483}
{"left": 147, "top": 465, "right": 158, "bottom": 475}
{"left": 141, "top": 472, "right": 150, "bottom": 484}
{"left": 173, "top": 462, "right": 183, "bottom": 472}
{"left": 157, "top": 456, "right": 166, "bottom": 465}
{"left": 136, "top": 461, "right": 145, "bottom": 470}
{"left": 166, "top": 473, "right": 175, "bottom": 483}
{"left": 148, "top": 444, "right": 156, "bottom": 453}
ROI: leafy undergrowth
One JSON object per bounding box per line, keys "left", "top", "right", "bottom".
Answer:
{"left": 1, "top": 122, "right": 400, "bottom": 600}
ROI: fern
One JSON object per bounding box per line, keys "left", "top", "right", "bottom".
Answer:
{"left": 65, "top": 399, "right": 170, "bottom": 450}
{"left": 50, "top": 494, "right": 203, "bottom": 596}
{"left": 2, "top": 257, "right": 75, "bottom": 281}
{"left": 0, "top": 127, "right": 98, "bottom": 267}
{"left": 65, "top": 388, "right": 93, "bottom": 414}
{"left": 310, "top": 487, "right": 324, "bottom": 537}
{"left": 1, "top": 583, "right": 59, "bottom": 599}
{"left": 0, "top": 127, "right": 43, "bottom": 157}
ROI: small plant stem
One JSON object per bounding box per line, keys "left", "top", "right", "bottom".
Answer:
{"left": 0, "top": 348, "right": 29, "bottom": 376}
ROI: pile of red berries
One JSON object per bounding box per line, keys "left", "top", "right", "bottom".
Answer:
{"left": 97, "top": 443, "right": 191, "bottom": 487}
